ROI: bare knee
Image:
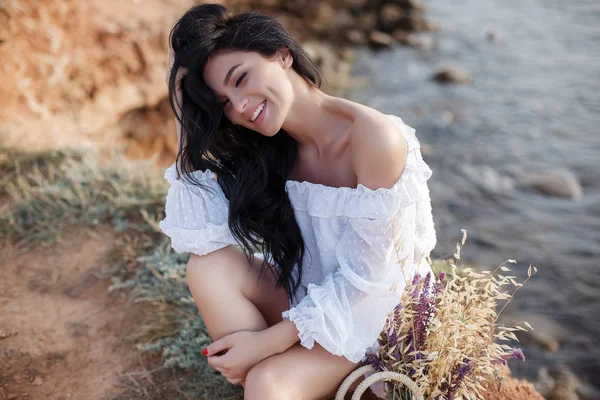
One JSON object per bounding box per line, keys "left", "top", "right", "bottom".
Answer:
{"left": 185, "top": 247, "right": 268, "bottom": 339}
{"left": 185, "top": 247, "right": 245, "bottom": 296}
{"left": 244, "top": 362, "right": 289, "bottom": 400}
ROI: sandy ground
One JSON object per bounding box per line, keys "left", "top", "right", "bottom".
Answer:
{"left": 0, "top": 222, "right": 546, "bottom": 400}
{"left": 0, "top": 229, "right": 143, "bottom": 400}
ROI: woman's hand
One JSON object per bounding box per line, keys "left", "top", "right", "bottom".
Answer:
{"left": 204, "top": 330, "right": 272, "bottom": 385}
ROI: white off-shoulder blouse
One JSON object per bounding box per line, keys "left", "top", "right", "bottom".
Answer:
{"left": 159, "top": 114, "right": 436, "bottom": 365}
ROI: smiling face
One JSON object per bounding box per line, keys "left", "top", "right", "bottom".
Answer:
{"left": 203, "top": 48, "right": 295, "bottom": 136}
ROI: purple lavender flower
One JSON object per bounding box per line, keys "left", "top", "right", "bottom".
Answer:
{"left": 412, "top": 274, "right": 421, "bottom": 285}
{"left": 493, "top": 347, "right": 526, "bottom": 365}
{"left": 510, "top": 348, "right": 525, "bottom": 361}
{"left": 392, "top": 346, "right": 401, "bottom": 363}
{"left": 393, "top": 302, "right": 402, "bottom": 322}
{"left": 413, "top": 272, "right": 436, "bottom": 351}
{"left": 436, "top": 272, "right": 446, "bottom": 291}
{"left": 441, "top": 357, "right": 474, "bottom": 400}
{"left": 362, "top": 352, "right": 384, "bottom": 371}
{"left": 411, "top": 273, "right": 422, "bottom": 299}
{"left": 366, "top": 272, "right": 447, "bottom": 392}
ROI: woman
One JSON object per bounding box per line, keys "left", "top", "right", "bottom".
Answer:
{"left": 159, "top": 3, "right": 436, "bottom": 399}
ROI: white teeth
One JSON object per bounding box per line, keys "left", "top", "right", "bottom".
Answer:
{"left": 251, "top": 101, "right": 265, "bottom": 122}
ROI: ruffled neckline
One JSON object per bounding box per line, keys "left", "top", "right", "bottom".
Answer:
{"left": 283, "top": 115, "right": 432, "bottom": 219}
{"left": 285, "top": 115, "right": 418, "bottom": 191}
{"left": 164, "top": 114, "right": 432, "bottom": 219}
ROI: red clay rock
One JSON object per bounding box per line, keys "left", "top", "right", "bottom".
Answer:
{"left": 483, "top": 365, "right": 545, "bottom": 400}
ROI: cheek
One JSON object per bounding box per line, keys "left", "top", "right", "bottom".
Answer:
{"left": 250, "top": 74, "right": 270, "bottom": 95}
{"left": 277, "top": 79, "right": 294, "bottom": 108}
{"left": 263, "top": 80, "right": 287, "bottom": 107}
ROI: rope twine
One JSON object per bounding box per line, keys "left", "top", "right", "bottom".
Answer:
{"left": 335, "top": 365, "right": 424, "bottom": 400}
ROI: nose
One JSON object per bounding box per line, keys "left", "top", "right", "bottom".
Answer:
{"left": 231, "top": 93, "right": 248, "bottom": 114}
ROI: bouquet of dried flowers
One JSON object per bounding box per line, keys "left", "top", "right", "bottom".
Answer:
{"left": 361, "top": 229, "right": 536, "bottom": 400}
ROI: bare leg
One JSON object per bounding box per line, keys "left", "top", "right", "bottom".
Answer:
{"left": 186, "top": 245, "right": 289, "bottom": 337}
{"left": 187, "top": 246, "right": 366, "bottom": 399}
{"left": 244, "top": 342, "right": 360, "bottom": 400}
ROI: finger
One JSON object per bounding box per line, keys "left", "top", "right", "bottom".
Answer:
{"left": 167, "top": 48, "right": 175, "bottom": 68}
{"left": 206, "top": 334, "right": 234, "bottom": 356}
{"left": 176, "top": 66, "right": 188, "bottom": 77}
{"left": 221, "top": 371, "right": 243, "bottom": 384}
{"left": 207, "top": 354, "right": 230, "bottom": 370}
{"left": 208, "top": 361, "right": 229, "bottom": 377}
{"left": 175, "top": 68, "right": 188, "bottom": 89}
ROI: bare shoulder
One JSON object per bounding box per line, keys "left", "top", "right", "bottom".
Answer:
{"left": 348, "top": 107, "right": 408, "bottom": 190}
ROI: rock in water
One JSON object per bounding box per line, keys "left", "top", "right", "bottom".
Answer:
{"left": 368, "top": 30, "right": 395, "bottom": 48}
{"left": 520, "top": 169, "right": 583, "bottom": 200}
{"left": 433, "top": 66, "right": 472, "bottom": 84}
{"left": 378, "top": 3, "right": 405, "bottom": 32}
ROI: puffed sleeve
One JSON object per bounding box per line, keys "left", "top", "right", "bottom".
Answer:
{"left": 158, "top": 163, "right": 239, "bottom": 256}
{"left": 282, "top": 117, "right": 435, "bottom": 363}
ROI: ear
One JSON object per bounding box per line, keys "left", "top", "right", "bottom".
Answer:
{"left": 278, "top": 46, "right": 293, "bottom": 69}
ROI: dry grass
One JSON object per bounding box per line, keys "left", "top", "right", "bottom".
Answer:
{"left": 366, "top": 230, "right": 536, "bottom": 400}
{"left": 1, "top": 146, "right": 243, "bottom": 400}
{"left": 0, "top": 145, "right": 166, "bottom": 249}
{"left": 0, "top": 146, "right": 74, "bottom": 196}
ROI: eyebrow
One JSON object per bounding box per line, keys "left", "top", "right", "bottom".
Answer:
{"left": 223, "top": 63, "right": 242, "bottom": 87}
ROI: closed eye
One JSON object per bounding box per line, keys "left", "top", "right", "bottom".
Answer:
{"left": 221, "top": 73, "right": 247, "bottom": 107}
{"left": 235, "top": 72, "right": 246, "bottom": 87}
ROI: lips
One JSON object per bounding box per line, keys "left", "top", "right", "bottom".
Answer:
{"left": 251, "top": 100, "right": 268, "bottom": 128}
{"left": 250, "top": 100, "right": 266, "bottom": 123}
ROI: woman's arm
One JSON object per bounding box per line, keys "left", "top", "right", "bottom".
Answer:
{"left": 203, "top": 318, "right": 300, "bottom": 383}
{"left": 261, "top": 318, "right": 301, "bottom": 356}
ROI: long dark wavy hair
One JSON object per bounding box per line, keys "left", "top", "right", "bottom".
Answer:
{"left": 167, "top": 4, "right": 322, "bottom": 304}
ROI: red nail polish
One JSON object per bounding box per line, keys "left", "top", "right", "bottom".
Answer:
{"left": 201, "top": 348, "right": 208, "bottom": 356}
